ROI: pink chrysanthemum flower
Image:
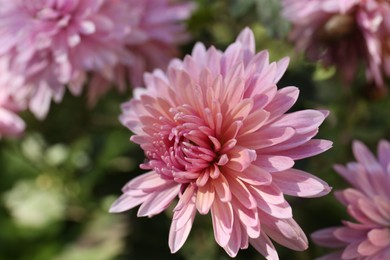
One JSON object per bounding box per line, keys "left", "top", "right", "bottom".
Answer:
{"left": 0, "top": 0, "right": 193, "bottom": 117}
{"left": 312, "top": 140, "right": 390, "bottom": 260}
{"left": 0, "top": 0, "right": 133, "bottom": 118}
{"left": 282, "top": 0, "right": 390, "bottom": 90}
{"left": 110, "top": 28, "right": 332, "bottom": 259}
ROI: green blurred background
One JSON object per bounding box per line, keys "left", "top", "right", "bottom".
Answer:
{"left": 1, "top": 0, "right": 390, "bottom": 259}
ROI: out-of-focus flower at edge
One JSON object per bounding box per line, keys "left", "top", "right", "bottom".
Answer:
{"left": 110, "top": 27, "right": 333, "bottom": 259}
{"left": 0, "top": 58, "right": 26, "bottom": 139}
{"left": 282, "top": 0, "right": 390, "bottom": 93}
{"left": 312, "top": 140, "right": 390, "bottom": 260}
{"left": 0, "top": 88, "right": 25, "bottom": 139}
{"left": 0, "top": 0, "right": 194, "bottom": 118}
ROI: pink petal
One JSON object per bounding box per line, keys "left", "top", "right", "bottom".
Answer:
{"left": 223, "top": 218, "right": 242, "bottom": 257}
{"left": 174, "top": 183, "right": 196, "bottom": 213}
{"left": 254, "top": 155, "right": 295, "bottom": 172}
{"left": 191, "top": 42, "right": 207, "bottom": 64}
{"left": 226, "top": 147, "right": 257, "bottom": 172}
{"left": 333, "top": 227, "right": 368, "bottom": 243}
{"left": 378, "top": 139, "right": 390, "bottom": 169}
{"left": 122, "top": 171, "right": 172, "bottom": 193}
{"left": 374, "top": 196, "right": 390, "bottom": 222}
{"left": 224, "top": 174, "right": 257, "bottom": 209}
{"left": 340, "top": 162, "right": 378, "bottom": 197}
{"left": 261, "top": 129, "right": 319, "bottom": 153}
{"left": 245, "top": 50, "right": 269, "bottom": 79}
{"left": 311, "top": 227, "right": 347, "bottom": 248}
{"left": 239, "top": 109, "right": 270, "bottom": 136}
{"left": 109, "top": 192, "right": 148, "bottom": 213}
{"left": 250, "top": 184, "right": 285, "bottom": 205}
{"left": 357, "top": 239, "right": 382, "bottom": 256}
{"left": 252, "top": 63, "right": 278, "bottom": 95}
{"left": 257, "top": 198, "right": 292, "bottom": 219}
{"left": 264, "top": 86, "right": 299, "bottom": 120}
{"left": 211, "top": 200, "right": 234, "bottom": 247}
{"left": 169, "top": 217, "right": 194, "bottom": 253}
{"left": 173, "top": 196, "right": 196, "bottom": 232}
{"left": 274, "top": 57, "right": 290, "bottom": 83}
{"left": 250, "top": 231, "right": 279, "bottom": 260}
{"left": 213, "top": 174, "right": 232, "bottom": 202}
{"left": 272, "top": 168, "right": 331, "bottom": 198}
{"left": 333, "top": 164, "right": 358, "bottom": 189}
{"left": 205, "top": 46, "right": 222, "bottom": 76}
{"left": 335, "top": 188, "right": 365, "bottom": 207}
{"left": 341, "top": 242, "right": 361, "bottom": 259}
{"left": 237, "top": 164, "right": 273, "bottom": 186}
{"left": 223, "top": 63, "right": 246, "bottom": 105}
{"left": 169, "top": 197, "right": 196, "bottom": 253}
{"left": 352, "top": 140, "right": 383, "bottom": 175}
{"left": 137, "top": 184, "right": 180, "bottom": 217}
{"left": 0, "top": 108, "right": 25, "bottom": 137}
{"left": 29, "top": 83, "right": 54, "bottom": 119}
{"left": 196, "top": 181, "right": 215, "bottom": 215}
{"left": 276, "top": 139, "right": 333, "bottom": 160}
{"left": 236, "top": 27, "right": 255, "bottom": 53}
{"left": 221, "top": 42, "right": 244, "bottom": 75}
{"left": 235, "top": 204, "right": 260, "bottom": 238}
{"left": 233, "top": 197, "right": 259, "bottom": 229}
{"left": 262, "top": 216, "right": 308, "bottom": 251}
{"left": 271, "top": 109, "right": 327, "bottom": 134}
{"left": 347, "top": 205, "right": 376, "bottom": 226}
{"left": 358, "top": 198, "right": 390, "bottom": 226}
{"left": 238, "top": 126, "right": 295, "bottom": 150}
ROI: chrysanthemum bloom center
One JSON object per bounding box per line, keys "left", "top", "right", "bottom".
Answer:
{"left": 145, "top": 104, "right": 227, "bottom": 187}
{"left": 320, "top": 14, "right": 356, "bottom": 42}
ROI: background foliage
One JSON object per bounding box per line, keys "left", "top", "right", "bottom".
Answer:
{"left": 1, "top": 0, "right": 389, "bottom": 259}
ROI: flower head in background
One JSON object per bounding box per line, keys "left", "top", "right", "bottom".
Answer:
{"left": 111, "top": 27, "right": 332, "bottom": 259}
{"left": 282, "top": 0, "right": 390, "bottom": 91}
{"left": 312, "top": 140, "right": 390, "bottom": 260}
{"left": 0, "top": 0, "right": 194, "bottom": 117}
{"left": 88, "top": 0, "right": 194, "bottom": 105}
{"left": 0, "top": 0, "right": 132, "bottom": 118}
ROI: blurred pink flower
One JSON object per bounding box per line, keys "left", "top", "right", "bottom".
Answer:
{"left": 0, "top": 0, "right": 132, "bottom": 118}
{"left": 110, "top": 28, "right": 332, "bottom": 259}
{"left": 0, "top": 93, "right": 25, "bottom": 139}
{"left": 88, "top": 0, "right": 194, "bottom": 105}
{"left": 0, "top": 0, "right": 194, "bottom": 117}
{"left": 0, "top": 59, "right": 27, "bottom": 139}
{"left": 282, "top": 0, "right": 390, "bottom": 91}
{"left": 312, "top": 140, "right": 390, "bottom": 260}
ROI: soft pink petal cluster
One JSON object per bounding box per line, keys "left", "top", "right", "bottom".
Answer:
{"left": 88, "top": 0, "right": 194, "bottom": 105}
{"left": 312, "top": 140, "right": 390, "bottom": 260}
{"left": 111, "top": 28, "right": 332, "bottom": 259}
{"left": 282, "top": 0, "right": 390, "bottom": 90}
{"left": 0, "top": 58, "right": 26, "bottom": 139}
{"left": 0, "top": 90, "right": 25, "bottom": 139}
{"left": 0, "top": 0, "right": 193, "bottom": 119}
